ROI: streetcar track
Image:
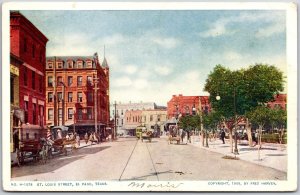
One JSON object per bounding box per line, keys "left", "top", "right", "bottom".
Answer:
{"left": 118, "top": 139, "right": 139, "bottom": 181}
{"left": 145, "top": 142, "right": 159, "bottom": 181}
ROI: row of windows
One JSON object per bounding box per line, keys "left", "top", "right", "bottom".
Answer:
{"left": 23, "top": 100, "right": 44, "bottom": 126}
{"left": 47, "top": 60, "right": 93, "bottom": 69}
{"left": 23, "top": 38, "right": 45, "bottom": 63}
{"left": 126, "top": 115, "right": 162, "bottom": 123}
{"left": 47, "top": 76, "right": 93, "bottom": 87}
{"left": 126, "top": 116, "right": 142, "bottom": 123}
{"left": 23, "top": 67, "right": 43, "bottom": 93}
{"left": 48, "top": 91, "right": 93, "bottom": 103}
{"left": 48, "top": 108, "right": 93, "bottom": 120}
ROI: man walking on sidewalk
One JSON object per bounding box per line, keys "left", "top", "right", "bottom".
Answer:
{"left": 221, "top": 129, "right": 225, "bottom": 144}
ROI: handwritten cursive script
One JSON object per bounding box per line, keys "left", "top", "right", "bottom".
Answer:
{"left": 128, "top": 181, "right": 184, "bottom": 189}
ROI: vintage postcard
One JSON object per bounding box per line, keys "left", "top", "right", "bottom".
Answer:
{"left": 2, "top": 2, "right": 297, "bottom": 192}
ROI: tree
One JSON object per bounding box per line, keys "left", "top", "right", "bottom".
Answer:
{"left": 204, "top": 64, "right": 284, "bottom": 151}
{"left": 246, "top": 106, "right": 271, "bottom": 160}
{"left": 268, "top": 108, "right": 287, "bottom": 143}
{"left": 202, "top": 111, "right": 222, "bottom": 145}
{"left": 178, "top": 115, "right": 200, "bottom": 132}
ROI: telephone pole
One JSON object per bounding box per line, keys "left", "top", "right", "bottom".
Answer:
{"left": 53, "top": 56, "right": 57, "bottom": 126}
{"left": 113, "top": 101, "right": 117, "bottom": 140}
{"left": 93, "top": 74, "right": 99, "bottom": 134}
{"left": 60, "top": 82, "right": 66, "bottom": 126}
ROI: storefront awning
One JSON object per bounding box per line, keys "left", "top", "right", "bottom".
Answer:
{"left": 21, "top": 124, "right": 43, "bottom": 130}
{"left": 68, "top": 122, "right": 106, "bottom": 127}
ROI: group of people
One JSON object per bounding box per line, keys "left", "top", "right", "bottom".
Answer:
{"left": 219, "top": 127, "right": 259, "bottom": 146}
{"left": 84, "top": 132, "right": 100, "bottom": 144}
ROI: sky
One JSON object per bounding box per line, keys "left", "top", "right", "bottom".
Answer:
{"left": 21, "top": 10, "right": 287, "bottom": 106}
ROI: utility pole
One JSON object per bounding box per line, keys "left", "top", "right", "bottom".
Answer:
{"left": 93, "top": 74, "right": 99, "bottom": 134}
{"left": 73, "top": 109, "right": 76, "bottom": 134}
{"left": 114, "top": 101, "right": 117, "bottom": 140}
{"left": 61, "top": 82, "right": 66, "bottom": 126}
{"left": 53, "top": 57, "right": 57, "bottom": 126}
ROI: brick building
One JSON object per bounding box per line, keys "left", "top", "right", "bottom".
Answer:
{"left": 124, "top": 110, "right": 142, "bottom": 135}
{"left": 10, "top": 11, "right": 48, "bottom": 141}
{"left": 111, "top": 102, "right": 164, "bottom": 135}
{"left": 167, "top": 94, "right": 211, "bottom": 119}
{"left": 45, "top": 54, "right": 110, "bottom": 137}
{"left": 10, "top": 54, "right": 22, "bottom": 152}
{"left": 267, "top": 94, "right": 287, "bottom": 110}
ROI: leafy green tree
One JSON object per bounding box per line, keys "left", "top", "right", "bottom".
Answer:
{"left": 246, "top": 106, "right": 271, "bottom": 159}
{"left": 202, "top": 111, "right": 222, "bottom": 146}
{"left": 267, "top": 108, "right": 287, "bottom": 143}
{"left": 178, "top": 115, "right": 200, "bottom": 131}
{"left": 204, "top": 64, "right": 284, "bottom": 151}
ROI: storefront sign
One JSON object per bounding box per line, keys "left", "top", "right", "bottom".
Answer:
{"left": 10, "top": 64, "right": 19, "bottom": 76}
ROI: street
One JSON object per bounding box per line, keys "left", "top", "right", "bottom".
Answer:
{"left": 11, "top": 137, "right": 287, "bottom": 181}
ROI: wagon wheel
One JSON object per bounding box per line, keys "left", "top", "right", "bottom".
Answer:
{"left": 48, "top": 147, "right": 53, "bottom": 159}
{"left": 40, "top": 147, "right": 46, "bottom": 164}
{"left": 63, "top": 146, "right": 68, "bottom": 156}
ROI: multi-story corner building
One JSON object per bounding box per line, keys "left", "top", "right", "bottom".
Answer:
{"left": 123, "top": 109, "right": 167, "bottom": 136}
{"left": 45, "top": 54, "right": 110, "bottom": 137}
{"left": 10, "top": 11, "right": 48, "bottom": 141}
{"left": 267, "top": 94, "right": 287, "bottom": 110}
{"left": 10, "top": 54, "right": 22, "bottom": 152}
{"left": 141, "top": 109, "right": 167, "bottom": 135}
{"left": 167, "top": 94, "right": 211, "bottom": 120}
{"left": 110, "top": 102, "right": 158, "bottom": 134}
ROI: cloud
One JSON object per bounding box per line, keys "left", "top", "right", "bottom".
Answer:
{"left": 224, "top": 51, "right": 242, "bottom": 61}
{"left": 255, "top": 23, "right": 285, "bottom": 38}
{"left": 124, "top": 65, "right": 138, "bottom": 74}
{"left": 133, "top": 78, "right": 149, "bottom": 89}
{"left": 114, "top": 77, "right": 132, "bottom": 87}
{"left": 154, "top": 66, "right": 172, "bottom": 76}
{"left": 152, "top": 37, "right": 180, "bottom": 49}
{"left": 102, "top": 34, "right": 126, "bottom": 46}
{"left": 47, "top": 33, "right": 93, "bottom": 56}
{"left": 200, "top": 19, "right": 228, "bottom": 38}
{"left": 200, "top": 12, "right": 285, "bottom": 38}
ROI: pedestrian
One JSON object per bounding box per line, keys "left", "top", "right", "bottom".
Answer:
{"left": 76, "top": 133, "right": 80, "bottom": 147}
{"left": 84, "top": 132, "right": 89, "bottom": 144}
{"left": 187, "top": 131, "right": 191, "bottom": 143}
{"left": 221, "top": 129, "right": 225, "bottom": 144}
{"left": 252, "top": 131, "right": 257, "bottom": 146}
{"left": 57, "top": 129, "right": 62, "bottom": 139}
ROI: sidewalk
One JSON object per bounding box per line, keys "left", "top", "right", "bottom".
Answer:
{"left": 189, "top": 136, "right": 287, "bottom": 172}
{"left": 10, "top": 139, "right": 109, "bottom": 165}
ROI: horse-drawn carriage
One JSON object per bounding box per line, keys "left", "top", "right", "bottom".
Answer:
{"left": 16, "top": 139, "right": 49, "bottom": 166}
{"left": 167, "top": 125, "right": 185, "bottom": 145}
{"left": 49, "top": 126, "right": 76, "bottom": 156}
